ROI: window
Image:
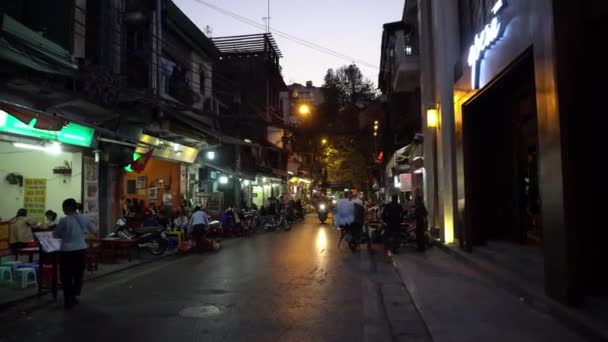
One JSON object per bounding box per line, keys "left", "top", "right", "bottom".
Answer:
{"left": 199, "top": 69, "right": 206, "bottom": 96}
{"left": 405, "top": 45, "right": 413, "bottom": 56}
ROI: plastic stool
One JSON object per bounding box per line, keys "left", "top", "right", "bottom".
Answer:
{"left": 17, "top": 263, "right": 39, "bottom": 270}
{"left": 0, "top": 266, "right": 12, "bottom": 285}
{"left": 1, "top": 261, "right": 22, "bottom": 269}
{"left": 15, "top": 268, "right": 37, "bottom": 289}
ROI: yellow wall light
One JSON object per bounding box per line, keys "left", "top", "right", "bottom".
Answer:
{"left": 426, "top": 108, "right": 439, "bottom": 128}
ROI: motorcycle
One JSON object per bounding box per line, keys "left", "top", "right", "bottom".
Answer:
{"left": 108, "top": 218, "right": 168, "bottom": 256}
{"left": 264, "top": 209, "right": 292, "bottom": 231}
{"left": 317, "top": 202, "right": 328, "bottom": 224}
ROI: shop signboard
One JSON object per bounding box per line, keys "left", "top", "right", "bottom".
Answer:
{"left": 467, "top": 0, "right": 505, "bottom": 89}
{"left": 83, "top": 156, "right": 99, "bottom": 233}
{"left": 0, "top": 221, "right": 10, "bottom": 257}
{"left": 399, "top": 173, "right": 413, "bottom": 192}
{"left": 24, "top": 178, "right": 47, "bottom": 223}
{"left": 0, "top": 110, "right": 95, "bottom": 147}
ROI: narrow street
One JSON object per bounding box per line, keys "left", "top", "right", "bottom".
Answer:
{"left": 0, "top": 217, "right": 431, "bottom": 342}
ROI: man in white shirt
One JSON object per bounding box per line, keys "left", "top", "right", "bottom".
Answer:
{"left": 189, "top": 207, "right": 209, "bottom": 253}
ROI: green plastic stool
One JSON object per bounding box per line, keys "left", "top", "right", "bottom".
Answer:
{"left": 0, "top": 266, "right": 12, "bottom": 286}
{"left": 14, "top": 268, "right": 37, "bottom": 289}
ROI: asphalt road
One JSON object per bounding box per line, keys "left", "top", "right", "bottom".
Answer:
{"left": 0, "top": 216, "right": 430, "bottom": 342}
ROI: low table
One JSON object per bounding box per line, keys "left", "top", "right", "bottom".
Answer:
{"left": 16, "top": 247, "right": 39, "bottom": 263}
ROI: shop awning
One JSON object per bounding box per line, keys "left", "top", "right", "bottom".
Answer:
{"left": 385, "top": 142, "right": 424, "bottom": 177}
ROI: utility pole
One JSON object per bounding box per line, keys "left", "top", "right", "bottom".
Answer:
{"left": 262, "top": 0, "right": 271, "bottom": 33}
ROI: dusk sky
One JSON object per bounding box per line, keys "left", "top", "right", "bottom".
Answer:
{"left": 173, "top": 0, "right": 404, "bottom": 87}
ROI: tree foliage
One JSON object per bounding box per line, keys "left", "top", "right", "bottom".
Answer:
{"left": 322, "top": 64, "right": 376, "bottom": 113}
{"left": 320, "top": 135, "right": 373, "bottom": 189}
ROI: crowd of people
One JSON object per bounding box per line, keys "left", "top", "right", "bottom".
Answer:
{"left": 330, "top": 190, "right": 429, "bottom": 253}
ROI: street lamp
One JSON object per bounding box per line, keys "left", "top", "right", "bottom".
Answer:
{"left": 321, "top": 138, "right": 327, "bottom": 145}
{"left": 298, "top": 104, "right": 311, "bottom": 116}
{"left": 206, "top": 151, "right": 216, "bottom": 160}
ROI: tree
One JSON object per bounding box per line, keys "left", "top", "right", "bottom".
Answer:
{"left": 322, "top": 64, "right": 376, "bottom": 112}
{"left": 319, "top": 135, "right": 374, "bottom": 190}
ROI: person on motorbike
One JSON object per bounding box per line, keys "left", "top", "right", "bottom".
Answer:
{"left": 335, "top": 192, "right": 356, "bottom": 250}
{"left": 382, "top": 194, "right": 403, "bottom": 254}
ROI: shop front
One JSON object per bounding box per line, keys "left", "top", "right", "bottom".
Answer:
{"left": 421, "top": 0, "right": 605, "bottom": 305}
{"left": 120, "top": 134, "right": 199, "bottom": 215}
{"left": 0, "top": 108, "right": 96, "bottom": 230}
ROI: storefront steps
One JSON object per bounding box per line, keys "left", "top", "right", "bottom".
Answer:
{"left": 424, "top": 243, "right": 608, "bottom": 342}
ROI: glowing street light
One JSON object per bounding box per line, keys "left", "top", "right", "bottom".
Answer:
{"left": 298, "top": 104, "right": 311, "bottom": 116}
{"left": 321, "top": 138, "right": 327, "bottom": 145}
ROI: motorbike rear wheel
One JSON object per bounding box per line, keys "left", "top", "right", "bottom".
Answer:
{"left": 147, "top": 238, "right": 167, "bottom": 256}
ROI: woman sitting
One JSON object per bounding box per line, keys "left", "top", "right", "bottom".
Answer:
{"left": 9, "top": 208, "right": 37, "bottom": 254}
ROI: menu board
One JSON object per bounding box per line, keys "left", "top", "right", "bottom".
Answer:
{"left": 83, "top": 157, "right": 99, "bottom": 233}
{"left": 34, "top": 231, "right": 61, "bottom": 253}
{"left": 24, "top": 178, "right": 47, "bottom": 222}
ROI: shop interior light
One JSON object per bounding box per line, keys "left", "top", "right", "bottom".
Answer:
{"left": 219, "top": 176, "right": 229, "bottom": 184}
{"left": 427, "top": 109, "right": 439, "bottom": 128}
{"left": 206, "top": 151, "right": 216, "bottom": 160}
{"left": 13, "top": 142, "right": 61, "bottom": 154}
{"left": 48, "top": 142, "right": 61, "bottom": 155}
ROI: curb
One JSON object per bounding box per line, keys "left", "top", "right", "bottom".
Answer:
{"left": 432, "top": 244, "right": 608, "bottom": 342}
{"left": 387, "top": 250, "right": 435, "bottom": 342}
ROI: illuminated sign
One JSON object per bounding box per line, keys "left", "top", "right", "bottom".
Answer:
{"left": 467, "top": 0, "right": 505, "bottom": 89}
{"left": 0, "top": 110, "right": 95, "bottom": 147}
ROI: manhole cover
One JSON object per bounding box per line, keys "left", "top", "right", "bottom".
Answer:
{"left": 179, "top": 305, "right": 224, "bottom": 318}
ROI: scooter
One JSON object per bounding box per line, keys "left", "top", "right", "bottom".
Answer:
{"left": 317, "top": 202, "right": 328, "bottom": 224}
{"left": 264, "top": 209, "right": 292, "bottom": 231}
{"left": 108, "top": 218, "right": 168, "bottom": 256}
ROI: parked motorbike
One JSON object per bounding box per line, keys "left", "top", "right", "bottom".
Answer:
{"left": 108, "top": 218, "right": 168, "bottom": 256}
{"left": 317, "top": 202, "right": 328, "bottom": 224}
{"left": 264, "top": 209, "right": 292, "bottom": 231}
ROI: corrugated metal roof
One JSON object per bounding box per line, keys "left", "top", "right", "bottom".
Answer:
{"left": 212, "top": 33, "right": 282, "bottom": 58}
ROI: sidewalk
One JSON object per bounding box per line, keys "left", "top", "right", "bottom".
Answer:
{"left": 391, "top": 247, "right": 588, "bottom": 342}
{"left": 0, "top": 252, "right": 174, "bottom": 310}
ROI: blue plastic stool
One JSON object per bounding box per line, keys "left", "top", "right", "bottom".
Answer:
{"left": 0, "top": 266, "right": 12, "bottom": 286}
{"left": 16, "top": 263, "right": 39, "bottom": 270}
{"left": 14, "top": 268, "right": 37, "bottom": 289}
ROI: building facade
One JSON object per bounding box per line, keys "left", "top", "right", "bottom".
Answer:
{"left": 415, "top": 0, "right": 606, "bottom": 309}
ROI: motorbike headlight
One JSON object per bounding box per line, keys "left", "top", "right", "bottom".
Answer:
{"left": 319, "top": 204, "right": 326, "bottom": 210}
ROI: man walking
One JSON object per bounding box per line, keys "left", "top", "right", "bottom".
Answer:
{"left": 382, "top": 194, "right": 403, "bottom": 253}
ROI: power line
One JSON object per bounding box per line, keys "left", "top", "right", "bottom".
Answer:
{"left": 192, "top": 0, "right": 380, "bottom": 70}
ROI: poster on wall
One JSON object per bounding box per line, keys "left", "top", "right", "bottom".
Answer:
{"left": 24, "top": 178, "right": 47, "bottom": 222}
{"left": 180, "top": 165, "right": 187, "bottom": 195}
{"left": 148, "top": 187, "right": 158, "bottom": 202}
{"left": 195, "top": 192, "right": 223, "bottom": 216}
{"left": 0, "top": 221, "right": 10, "bottom": 257}
{"left": 83, "top": 157, "right": 99, "bottom": 233}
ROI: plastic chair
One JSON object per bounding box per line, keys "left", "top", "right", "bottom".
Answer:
{"left": 14, "top": 268, "right": 37, "bottom": 289}
{"left": 0, "top": 266, "right": 13, "bottom": 285}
